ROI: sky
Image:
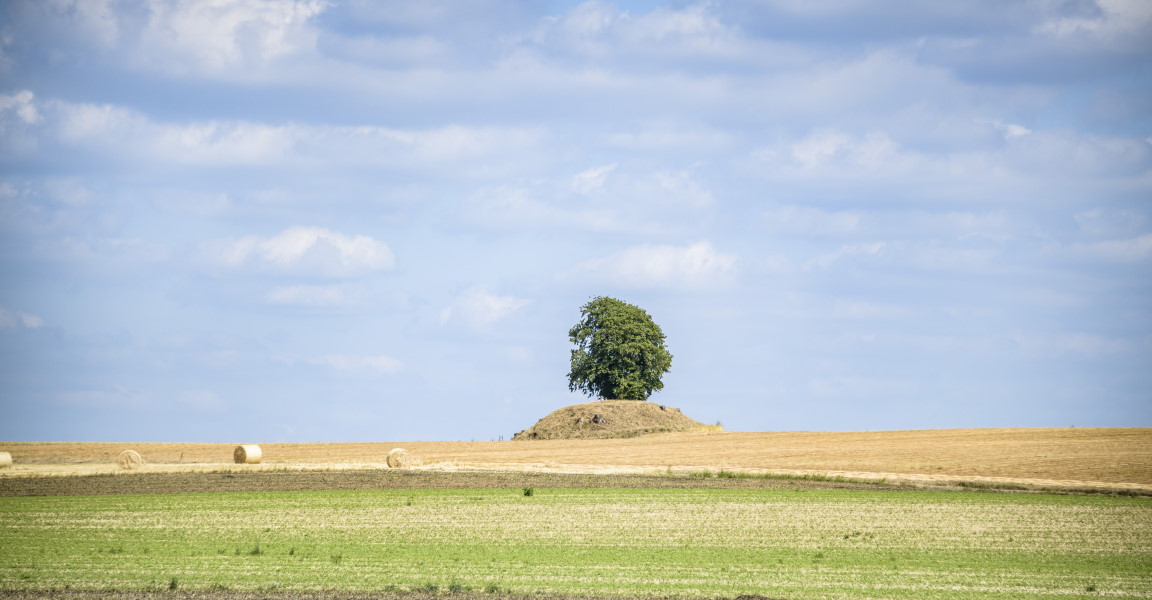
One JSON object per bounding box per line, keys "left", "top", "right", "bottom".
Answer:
{"left": 0, "top": 0, "right": 1149, "bottom": 443}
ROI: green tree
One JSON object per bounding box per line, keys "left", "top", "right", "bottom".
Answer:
{"left": 567, "top": 296, "right": 673, "bottom": 400}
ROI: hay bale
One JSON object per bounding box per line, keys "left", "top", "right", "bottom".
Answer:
{"left": 0, "top": 452, "right": 11, "bottom": 469}
{"left": 233, "top": 444, "right": 262, "bottom": 464}
{"left": 386, "top": 447, "right": 412, "bottom": 469}
{"left": 116, "top": 450, "right": 143, "bottom": 470}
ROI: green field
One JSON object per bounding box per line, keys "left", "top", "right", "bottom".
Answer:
{"left": 1, "top": 488, "right": 1150, "bottom": 599}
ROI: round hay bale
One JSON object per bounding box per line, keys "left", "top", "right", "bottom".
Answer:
{"left": 386, "top": 447, "right": 412, "bottom": 469}
{"left": 233, "top": 444, "right": 262, "bottom": 464}
{"left": 0, "top": 452, "right": 11, "bottom": 469}
{"left": 116, "top": 450, "right": 143, "bottom": 470}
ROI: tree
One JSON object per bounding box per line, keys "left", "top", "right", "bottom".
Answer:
{"left": 567, "top": 296, "right": 673, "bottom": 400}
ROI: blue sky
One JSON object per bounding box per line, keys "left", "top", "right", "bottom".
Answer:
{"left": 1, "top": 0, "right": 1149, "bottom": 443}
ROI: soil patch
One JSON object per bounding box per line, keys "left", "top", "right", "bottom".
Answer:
{"left": 0, "top": 469, "right": 916, "bottom": 497}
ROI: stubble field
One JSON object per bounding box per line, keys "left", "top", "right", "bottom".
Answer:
{"left": 3, "top": 427, "right": 1150, "bottom": 492}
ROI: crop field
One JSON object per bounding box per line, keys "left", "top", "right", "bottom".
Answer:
{"left": 2, "top": 428, "right": 1149, "bottom": 599}
{"left": 1, "top": 485, "right": 1150, "bottom": 599}
{"left": 4, "top": 428, "right": 1150, "bottom": 492}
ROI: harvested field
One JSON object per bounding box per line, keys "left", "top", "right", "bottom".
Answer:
{"left": 1, "top": 428, "right": 1149, "bottom": 492}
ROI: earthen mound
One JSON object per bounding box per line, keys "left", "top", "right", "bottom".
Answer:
{"left": 512, "top": 400, "right": 717, "bottom": 440}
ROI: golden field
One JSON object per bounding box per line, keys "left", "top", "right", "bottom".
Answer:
{"left": 2, "top": 427, "right": 1149, "bottom": 492}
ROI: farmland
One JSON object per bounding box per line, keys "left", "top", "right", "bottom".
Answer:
{"left": 2, "top": 486, "right": 1150, "bottom": 599}
{"left": 1, "top": 427, "right": 1150, "bottom": 599}
{"left": 3, "top": 427, "right": 1150, "bottom": 493}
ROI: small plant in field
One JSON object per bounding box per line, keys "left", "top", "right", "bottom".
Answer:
{"left": 484, "top": 583, "right": 503, "bottom": 593}
{"left": 522, "top": 487, "right": 534, "bottom": 497}
{"left": 418, "top": 582, "right": 439, "bottom": 592}
{"left": 330, "top": 553, "right": 343, "bottom": 564}
{"left": 247, "top": 543, "right": 263, "bottom": 556}
{"left": 167, "top": 577, "right": 178, "bottom": 591}
{"left": 1086, "top": 584, "right": 1097, "bottom": 592}
{"left": 449, "top": 582, "right": 465, "bottom": 593}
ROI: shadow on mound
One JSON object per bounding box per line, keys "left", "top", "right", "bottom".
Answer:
{"left": 512, "top": 400, "right": 720, "bottom": 441}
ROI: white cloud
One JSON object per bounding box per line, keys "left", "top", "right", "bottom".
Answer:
{"left": 604, "top": 124, "right": 729, "bottom": 151}
{"left": 997, "top": 130, "right": 1152, "bottom": 177}
{"left": 136, "top": 0, "right": 327, "bottom": 75}
{"left": 177, "top": 389, "right": 224, "bottom": 411}
{"left": 762, "top": 206, "right": 1015, "bottom": 241}
{"left": 314, "top": 354, "right": 404, "bottom": 375}
{"left": 754, "top": 125, "right": 1152, "bottom": 193}
{"left": 1035, "top": 0, "right": 1152, "bottom": 38}
{"left": 47, "top": 0, "right": 122, "bottom": 48}
{"left": 28, "top": 97, "right": 545, "bottom": 170}
{"left": 463, "top": 185, "right": 633, "bottom": 232}
{"left": 994, "top": 120, "right": 1032, "bottom": 140}
{"left": 805, "top": 242, "right": 888, "bottom": 270}
{"left": 788, "top": 129, "right": 904, "bottom": 171}
{"left": 805, "top": 240, "right": 998, "bottom": 271}
{"left": 571, "top": 241, "right": 737, "bottom": 289}
{"left": 205, "top": 226, "right": 394, "bottom": 276}
{"left": 0, "top": 306, "right": 44, "bottom": 330}
{"left": 763, "top": 206, "right": 861, "bottom": 236}
{"left": 0, "top": 90, "right": 41, "bottom": 126}
{"left": 531, "top": 1, "right": 743, "bottom": 61}
{"left": 1068, "top": 233, "right": 1152, "bottom": 263}
{"left": 59, "top": 385, "right": 150, "bottom": 408}
{"left": 266, "top": 285, "right": 350, "bottom": 307}
{"left": 440, "top": 285, "right": 531, "bottom": 327}
{"left": 1011, "top": 331, "right": 1134, "bottom": 358}
{"left": 1075, "top": 209, "right": 1148, "bottom": 238}
{"left": 152, "top": 189, "right": 232, "bottom": 216}
{"left": 571, "top": 163, "right": 617, "bottom": 194}
{"left": 639, "top": 168, "right": 715, "bottom": 208}
{"left": 465, "top": 164, "right": 715, "bottom": 235}
{"left": 808, "top": 375, "right": 917, "bottom": 399}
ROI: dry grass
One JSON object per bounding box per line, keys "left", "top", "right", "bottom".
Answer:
{"left": 233, "top": 444, "right": 262, "bottom": 464}
{"left": 386, "top": 448, "right": 412, "bottom": 468}
{"left": 1, "top": 428, "right": 1149, "bottom": 492}
{"left": 115, "top": 450, "right": 142, "bottom": 470}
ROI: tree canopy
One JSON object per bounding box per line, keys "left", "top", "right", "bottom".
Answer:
{"left": 567, "top": 296, "right": 672, "bottom": 400}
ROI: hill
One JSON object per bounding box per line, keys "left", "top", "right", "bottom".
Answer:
{"left": 511, "top": 400, "right": 718, "bottom": 440}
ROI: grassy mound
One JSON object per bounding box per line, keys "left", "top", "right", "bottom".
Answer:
{"left": 512, "top": 400, "right": 718, "bottom": 440}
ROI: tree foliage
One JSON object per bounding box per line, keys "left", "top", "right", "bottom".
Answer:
{"left": 567, "top": 296, "right": 673, "bottom": 400}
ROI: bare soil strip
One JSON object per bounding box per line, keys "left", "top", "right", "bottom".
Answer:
{"left": 0, "top": 469, "right": 916, "bottom": 497}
